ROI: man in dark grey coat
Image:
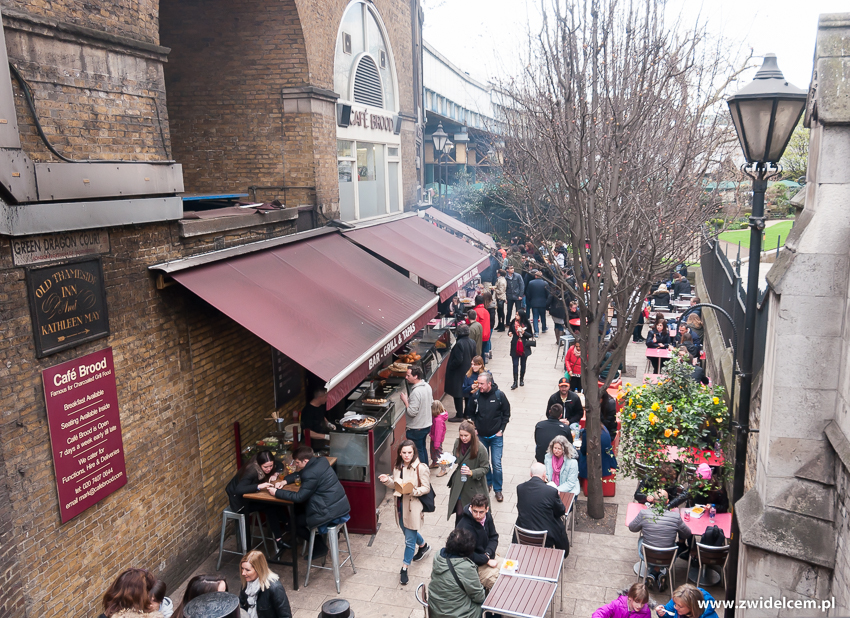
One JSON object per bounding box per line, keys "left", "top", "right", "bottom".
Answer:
{"left": 445, "top": 324, "right": 476, "bottom": 422}
{"left": 270, "top": 445, "right": 350, "bottom": 559}
{"left": 504, "top": 265, "right": 525, "bottom": 323}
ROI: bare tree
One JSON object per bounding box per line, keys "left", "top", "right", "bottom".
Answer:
{"left": 493, "top": 0, "right": 750, "bottom": 518}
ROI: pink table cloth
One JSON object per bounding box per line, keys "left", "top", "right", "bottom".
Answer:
{"left": 625, "top": 502, "right": 732, "bottom": 537}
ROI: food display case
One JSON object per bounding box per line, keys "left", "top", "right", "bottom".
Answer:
{"left": 327, "top": 379, "right": 406, "bottom": 534}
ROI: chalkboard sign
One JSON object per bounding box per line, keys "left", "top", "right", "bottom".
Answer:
{"left": 27, "top": 259, "right": 110, "bottom": 358}
{"left": 272, "top": 348, "right": 302, "bottom": 409}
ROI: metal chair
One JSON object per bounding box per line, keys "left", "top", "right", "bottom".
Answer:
{"left": 415, "top": 582, "right": 429, "bottom": 618}
{"left": 554, "top": 333, "right": 574, "bottom": 368}
{"left": 639, "top": 542, "right": 679, "bottom": 597}
{"left": 514, "top": 525, "right": 548, "bottom": 547}
{"left": 694, "top": 542, "right": 730, "bottom": 596}
{"left": 216, "top": 508, "right": 269, "bottom": 570}
{"left": 305, "top": 520, "right": 356, "bottom": 593}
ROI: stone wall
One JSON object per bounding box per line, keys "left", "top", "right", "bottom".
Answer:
{"left": 4, "top": 8, "right": 172, "bottom": 163}
{"left": 833, "top": 460, "right": 850, "bottom": 615}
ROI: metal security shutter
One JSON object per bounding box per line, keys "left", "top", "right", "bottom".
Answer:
{"left": 353, "top": 55, "right": 384, "bottom": 108}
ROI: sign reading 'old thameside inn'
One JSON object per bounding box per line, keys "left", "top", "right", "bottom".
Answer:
{"left": 26, "top": 259, "right": 110, "bottom": 358}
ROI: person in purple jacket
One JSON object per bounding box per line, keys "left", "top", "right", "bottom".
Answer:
{"left": 592, "top": 583, "right": 655, "bottom": 618}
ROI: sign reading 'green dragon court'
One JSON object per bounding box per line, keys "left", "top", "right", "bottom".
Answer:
{"left": 27, "top": 259, "right": 110, "bottom": 358}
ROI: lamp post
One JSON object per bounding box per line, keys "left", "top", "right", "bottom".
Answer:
{"left": 725, "top": 53, "right": 806, "bottom": 618}
{"left": 442, "top": 139, "right": 453, "bottom": 209}
{"left": 431, "top": 122, "right": 448, "bottom": 208}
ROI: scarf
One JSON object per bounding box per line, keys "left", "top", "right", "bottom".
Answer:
{"left": 459, "top": 442, "right": 470, "bottom": 457}
{"left": 244, "top": 579, "right": 261, "bottom": 618}
{"left": 551, "top": 455, "right": 564, "bottom": 486}
{"left": 515, "top": 320, "right": 525, "bottom": 355}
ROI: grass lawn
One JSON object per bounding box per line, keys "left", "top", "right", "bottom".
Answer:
{"left": 719, "top": 220, "right": 794, "bottom": 251}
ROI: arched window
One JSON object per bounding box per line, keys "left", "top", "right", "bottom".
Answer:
{"left": 334, "top": 1, "right": 397, "bottom": 112}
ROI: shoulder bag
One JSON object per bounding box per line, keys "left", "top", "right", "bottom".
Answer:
{"left": 446, "top": 557, "right": 470, "bottom": 595}
{"left": 416, "top": 465, "right": 437, "bottom": 513}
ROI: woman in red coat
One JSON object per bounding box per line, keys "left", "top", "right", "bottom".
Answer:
{"left": 564, "top": 341, "right": 582, "bottom": 392}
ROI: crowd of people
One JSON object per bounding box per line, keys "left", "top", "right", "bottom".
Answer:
{"left": 96, "top": 240, "right": 722, "bottom": 618}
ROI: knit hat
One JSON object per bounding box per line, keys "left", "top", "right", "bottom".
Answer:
{"left": 696, "top": 463, "right": 712, "bottom": 480}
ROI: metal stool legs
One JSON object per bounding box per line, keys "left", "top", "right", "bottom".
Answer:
{"left": 304, "top": 523, "right": 356, "bottom": 593}
{"left": 217, "top": 508, "right": 248, "bottom": 570}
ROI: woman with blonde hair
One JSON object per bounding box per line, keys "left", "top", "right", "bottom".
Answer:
{"left": 656, "top": 584, "right": 719, "bottom": 618}
{"left": 544, "top": 435, "right": 579, "bottom": 494}
{"left": 379, "top": 439, "right": 432, "bottom": 585}
{"left": 238, "top": 550, "right": 292, "bottom": 618}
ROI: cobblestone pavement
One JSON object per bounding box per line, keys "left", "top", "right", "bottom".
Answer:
{"left": 176, "top": 323, "right": 726, "bottom": 617}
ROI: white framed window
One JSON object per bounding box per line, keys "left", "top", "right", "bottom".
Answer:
{"left": 338, "top": 139, "right": 402, "bottom": 221}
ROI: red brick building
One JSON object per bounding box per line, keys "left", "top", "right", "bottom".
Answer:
{"left": 0, "top": 1, "right": 424, "bottom": 616}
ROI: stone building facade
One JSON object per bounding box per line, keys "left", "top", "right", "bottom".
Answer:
{"left": 731, "top": 13, "right": 850, "bottom": 617}
{"left": 0, "top": 1, "right": 424, "bottom": 616}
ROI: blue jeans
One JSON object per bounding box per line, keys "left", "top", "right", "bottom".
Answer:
{"left": 400, "top": 521, "right": 424, "bottom": 566}
{"left": 478, "top": 434, "right": 504, "bottom": 492}
{"left": 530, "top": 307, "right": 547, "bottom": 334}
{"left": 406, "top": 426, "right": 430, "bottom": 466}
{"left": 482, "top": 339, "right": 491, "bottom": 359}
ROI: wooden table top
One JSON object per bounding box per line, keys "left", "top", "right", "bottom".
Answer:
{"left": 483, "top": 574, "right": 557, "bottom": 618}
{"left": 242, "top": 457, "right": 337, "bottom": 505}
{"left": 625, "top": 502, "right": 732, "bottom": 537}
{"left": 559, "top": 492, "right": 575, "bottom": 512}
{"left": 504, "top": 544, "right": 564, "bottom": 582}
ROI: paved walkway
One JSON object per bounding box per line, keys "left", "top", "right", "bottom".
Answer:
{"left": 177, "top": 323, "right": 726, "bottom": 617}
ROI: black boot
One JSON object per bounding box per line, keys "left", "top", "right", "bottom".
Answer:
{"left": 511, "top": 375, "right": 518, "bottom": 390}
{"left": 520, "top": 374, "right": 525, "bottom": 387}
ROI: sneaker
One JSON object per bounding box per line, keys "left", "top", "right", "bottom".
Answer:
{"left": 657, "top": 569, "right": 668, "bottom": 592}
{"left": 413, "top": 543, "right": 431, "bottom": 562}
{"left": 400, "top": 567, "right": 409, "bottom": 585}
{"left": 645, "top": 572, "right": 656, "bottom": 592}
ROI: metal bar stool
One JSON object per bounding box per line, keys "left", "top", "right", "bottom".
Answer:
{"left": 216, "top": 508, "right": 270, "bottom": 570}
{"left": 554, "top": 333, "right": 574, "bottom": 369}
{"left": 304, "top": 519, "right": 356, "bottom": 593}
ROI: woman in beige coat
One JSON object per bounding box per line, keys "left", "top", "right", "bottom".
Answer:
{"left": 379, "top": 439, "right": 432, "bottom": 586}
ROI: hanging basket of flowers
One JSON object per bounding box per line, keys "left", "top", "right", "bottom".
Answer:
{"left": 618, "top": 352, "right": 731, "bottom": 507}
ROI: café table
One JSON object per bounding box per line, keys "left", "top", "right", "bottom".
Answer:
{"left": 664, "top": 446, "right": 724, "bottom": 467}
{"left": 560, "top": 492, "right": 576, "bottom": 546}
{"left": 670, "top": 300, "right": 691, "bottom": 310}
{"left": 485, "top": 543, "right": 564, "bottom": 618}
{"left": 242, "top": 456, "right": 337, "bottom": 591}
{"left": 624, "top": 502, "right": 732, "bottom": 584}
{"left": 644, "top": 347, "right": 672, "bottom": 373}
{"left": 569, "top": 318, "right": 581, "bottom": 328}
{"left": 643, "top": 373, "right": 666, "bottom": 384}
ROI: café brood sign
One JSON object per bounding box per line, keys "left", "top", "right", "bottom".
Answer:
{"left": 27, "top": 259, "right": 110, "bottom": 358}
{"left": 349, "top": 108, "right": 394, "bottom": 132}
{"left": 42, "top": 347, "right": 127, "bottom": 523}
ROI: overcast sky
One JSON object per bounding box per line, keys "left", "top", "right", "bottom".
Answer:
{"left": 422, "top": 0, "right": 847, "bottom": 91}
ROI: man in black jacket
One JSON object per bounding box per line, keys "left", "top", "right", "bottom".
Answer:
{"left": 514, "top": 463, "right": 569, "bottom": 553}
{"left": 445, "top": 324, "right": 476, "bottom": 422}
{"left": 469, "top": 371, "right": 510, "bottom": 502}
{"left": 546, "top": 378, "right": 584, "bottom": 426}
{"left": 455, "top": 494, "right": 500, "bottom": 589}
{"left": 268, "top": 446, "right": 350, "bottom": 559}
{"left": 504, "top": 265, "right": 525, "bottom": 322}
{"left": 525, "top": 269, "right": 550, "bottom": 336}
{"left": 534, "top": 404, "right": 573, "bottom": 463}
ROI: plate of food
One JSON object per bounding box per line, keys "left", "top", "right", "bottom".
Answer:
{"left": 436, "top": 453, "right": 457, "bottom": 467}
{"left": 500, "top": 558, "right": 519, "bottom": 575}
{"left": 340, "top": 415, "right": 377, "bottom": 431}
{"left": 689, "top": 506, "right": 705, "bottom": 519}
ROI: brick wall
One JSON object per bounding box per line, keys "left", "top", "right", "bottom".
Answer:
{"left": 4, "top": 11, "right": 172, "bottom": 163}
{"left": 2, "top": 0, "right": 161, "bottom": 45}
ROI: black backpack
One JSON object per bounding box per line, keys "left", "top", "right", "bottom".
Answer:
{"left": 701, "top": 524, "right": 725, "bottom": 547}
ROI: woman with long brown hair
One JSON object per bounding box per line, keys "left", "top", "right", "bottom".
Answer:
{"left": 98, "top": 568, "right": 161, "bottom": 618}
{"left": 171, "top": 574, "right": 228, "bottom": 618}
{"left": 378, "top": 439, "right": 432, "bottom": 585}
{"left": 446, "top": 420, "right": 490, "bottom": 524}
{"left": 225, "top": 450, "right": 286, "bottom": 551}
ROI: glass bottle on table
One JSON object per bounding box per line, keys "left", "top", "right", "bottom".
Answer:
{"left": 709, "top": 503, "right": 716, "bottom": 522}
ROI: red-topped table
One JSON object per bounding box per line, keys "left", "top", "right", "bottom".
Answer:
{"left": 664, "top": 446, "right": 724, "bottom": 467}
{"left": 645, "top": 347, "right": 672, "bottom": 373}
{"left": 569, "top": 318, "right": 581, "bottom": 327}
{"left": 625, "top": 502, "right": 732, "bottom": 537}
{"left": 483, "top": 574, "right": 558, "bottom": 618}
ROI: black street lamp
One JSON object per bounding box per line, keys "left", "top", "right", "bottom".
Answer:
{"left": 431, "top": 123, "right": 449, "bottom": 208}
{"left": 442, "top": 139, "right": 453, "bottom": 209}
{"left": 724, "top": 53, "right": 807, "bottom": 618}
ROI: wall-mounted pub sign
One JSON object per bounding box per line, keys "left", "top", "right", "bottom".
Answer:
{"left": 27, "top": 258, "right": 110, "bottom": 358}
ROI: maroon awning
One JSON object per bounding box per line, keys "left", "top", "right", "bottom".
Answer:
{"left": 343, "top": 214, "right": 489, "bottom": 301}
{"left": 169, "top": 232, "right": 437, "bottom": 407}
{"left": 420, "top": 207, "right": 497, "bottom": 249}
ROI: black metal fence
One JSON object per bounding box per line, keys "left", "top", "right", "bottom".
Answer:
{"left": 434, "top": 205, "right": 519, "bottom": 241}
{"left": 700, "top": 237, "right": 769, "bottom": 375}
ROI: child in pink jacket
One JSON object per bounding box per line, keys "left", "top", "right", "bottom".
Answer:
{"left": 592, "top": 583, "right": 655, "bottom": 618}
{"left": 429, "top": 401, "right": 449, "bottom": 476}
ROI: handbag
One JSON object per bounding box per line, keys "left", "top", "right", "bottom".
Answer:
{"left": 416, "top": 465, "right": 437, "bottom": 513}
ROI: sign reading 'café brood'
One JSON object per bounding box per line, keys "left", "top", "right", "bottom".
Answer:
{"left": 42, "top": 347, "right": 126, "bottom": 523}
{"left": 26, "top": 258, "right": 110, "bottom": 358}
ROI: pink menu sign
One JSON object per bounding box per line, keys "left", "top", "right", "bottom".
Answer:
{"left": 42, "top": 347, "right": 127, "bottom": 523}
